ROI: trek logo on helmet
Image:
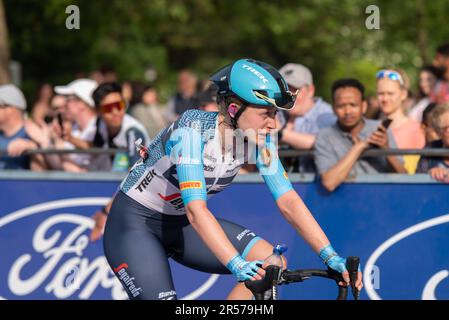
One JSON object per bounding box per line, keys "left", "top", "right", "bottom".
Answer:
{"left": 242, "top": 64, "right": 269, "bottom": 84}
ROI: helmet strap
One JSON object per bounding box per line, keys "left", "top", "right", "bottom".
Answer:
{"left": 227, "top": 103, "right": 246, "bottom": 129}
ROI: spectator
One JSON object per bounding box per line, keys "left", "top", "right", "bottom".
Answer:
{"left": 421, "top": 103, "right": 440, "bottom": 145}
{"left": 193, "top": 84, "right": 219, "bottom": 113}
{"left": 0, "top": 84, "right": 43, "bottom": 170}
{"left": 315, "top": 79, "right": 406, "bottom": 192}
{"left": 278, "top": 63, "right": 336, "bottom": 172}
{"left": 90, "top": 82, "right": 150, "bottom": 171}
{"left": 53, "top": 78, "right": 99, "bottom": 172}
{"left": 408, "top": 65, "right": 441, "bottom": 123}
{"left": 416, "top": 103, "right": 449, "bottom": 183}
{"left": 165, "top": 69, "right": 198, "bottom": 122}
{"left": 89, "top": 65, "right": 118, "bottom": 85}
{"left": 432, "top": 43, "right": 449, "bottom": 104}
{"left": 376, "top": 68, "right": 426, "bottom": 174}
{"left": 31, "top": 83, "right": 53, "bottom": 126}
{"left": 130, "top": 84, "right": 167, "bottom": 139}
{"left": 365, "top": 95, "right": 381, "bottom": 120}
{"left": 434, "top": 43, "right": 449, "bottom": 82}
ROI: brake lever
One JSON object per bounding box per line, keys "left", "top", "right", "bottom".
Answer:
{"left": 346, "top": 257, "right": 360, "bottom": 300}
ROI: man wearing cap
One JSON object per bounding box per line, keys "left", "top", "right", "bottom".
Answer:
{"left": 51, "top": 78, "right": 98, "bottom": 171}
{"left": 0, "top": 84, "right": 42, "bottom": 169}
{"left": 278, "top": 63, "right": 336, "bottom": 172}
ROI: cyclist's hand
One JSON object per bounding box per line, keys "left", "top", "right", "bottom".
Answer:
{"left": 327, "top": 255, "right": 363, "bottom": 290}
{"left": 90, "top": 210, "right": 107, "bottom": 242}
{"left": 320, "top": 244, "right": 364, "bottom": 290}
{"left": 226, "top": 254, "right": 264, "bottom": 282}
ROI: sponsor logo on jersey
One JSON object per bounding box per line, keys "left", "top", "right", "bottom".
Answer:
{"left": 204, "top": 153, "right": 217, "bottom": 163}
{"left": 158, "top": 193, "right": 184, "bottom": 210}
{"left": 135, "top": 169, "right": 157, "bottom": 192}
{"left": 114, "top": 263, "right": 142, "bottom": 298}
{"left": 203, "top": 164, "right": 215, "bottom": 172}
{"left": 236, "top": 229, "right": 256, "bottom": 241}
{"left": 180, "top": 181, "right": 203, "bottom": 190}
{"left": 158, "top": 290, "right": 177, "bottom": 300}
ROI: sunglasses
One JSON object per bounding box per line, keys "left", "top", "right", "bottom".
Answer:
{"left": 100, "top": 100, "right": 126, "bottom": 113}
{"left": 376, "top": 70, "right": 405, "bottom": 86}
{"left": 253, "top": 90, "right": 295, "bottom": 110}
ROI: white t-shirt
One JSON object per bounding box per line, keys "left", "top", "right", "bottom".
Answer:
{"left": 63, "top": 117, "right": 97, "bottom": 168}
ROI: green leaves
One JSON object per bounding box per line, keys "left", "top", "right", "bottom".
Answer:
{"left": 4, "top": 0, "right": 448, "bottom": 103}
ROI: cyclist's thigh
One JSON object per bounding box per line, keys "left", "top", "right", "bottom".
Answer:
{"left": 103, "top": 193, "right": 177, "bottom": 300}
{"left": 171, "top": 218, "right": 264, "bottom": 274}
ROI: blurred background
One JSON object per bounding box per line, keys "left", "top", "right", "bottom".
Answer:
{"left": 2, "top": 0, "right": 448, "bottom": 103}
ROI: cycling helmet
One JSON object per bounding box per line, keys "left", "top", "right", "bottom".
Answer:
{"left": 210, "top": 58, "right": 295, "bottom": 110}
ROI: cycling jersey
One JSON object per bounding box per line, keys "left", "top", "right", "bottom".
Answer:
{"left": 119, "top": 109, "right": 293, "bottom": 215}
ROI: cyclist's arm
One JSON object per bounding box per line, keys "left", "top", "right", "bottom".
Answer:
{"left": 276, "top": 190, "right": 330, "bottom": 253}
{"left": 256, "top": 142, "right": 330, "bottom": 254}
{"left": 185, "top": 200, "right": 242, "bottom": 266}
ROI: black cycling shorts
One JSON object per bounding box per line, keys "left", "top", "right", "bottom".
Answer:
{"left": 103, "top": 191, "right": 263, "bottom": 300}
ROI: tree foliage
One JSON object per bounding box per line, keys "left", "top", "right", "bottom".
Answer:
{"left": 4, "top": 0, "right": 449, "bottom": 103}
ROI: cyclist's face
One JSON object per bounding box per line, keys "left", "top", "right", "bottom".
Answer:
{"left": 238, "top": 105, "right": 277, "bottom": 131}
{"left": 333, "top": 87, "right": 366, "bottom": 130}
{"left": 237, "top": 105, "right": 277, "bottom": 144}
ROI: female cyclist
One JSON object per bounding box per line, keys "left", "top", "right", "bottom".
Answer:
{"left": 103, "top": 58, "right": 363, "bottom": 300}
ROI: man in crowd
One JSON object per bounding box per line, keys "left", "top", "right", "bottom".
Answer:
{"left": 165, "top": 70, "right": 198, "bottom": 122}
{"left": 278, "top": 63, "right": 336, "bottom": 172}
{"left": 417, "top": 103, "right": 449, "bottom": 183}
{"left": 314, "top": 78, "right": 406, "bottom": 192}
{"left": 0, "top": 84, "right": 43, "bottom": 170}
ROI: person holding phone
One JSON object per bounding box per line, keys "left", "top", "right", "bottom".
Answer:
{"left": 376, "top": 68, "right": 426, "bottom": 174}
{"left": 314, "top": 78, "right": 407, "bottom": 192}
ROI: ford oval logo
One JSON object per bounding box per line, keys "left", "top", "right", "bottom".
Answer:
{"left": 364, "top": 213, "right": 449, "bottom": 300}
{"left": 0, "top": 198, "right": 219, "bottom": 300}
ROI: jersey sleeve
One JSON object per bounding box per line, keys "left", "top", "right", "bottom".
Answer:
{"left": 256, "top": 137, "right": 293, "bottom": 201}
{"left": 166, "top": 126, "right": 207, "bottom": 206}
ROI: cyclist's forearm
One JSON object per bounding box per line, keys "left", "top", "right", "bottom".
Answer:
{"left": 278, "top": 191, "right": 330, "bottom": 253}
{"left": 186, "top": 201, "right": 239, "bottom": 266}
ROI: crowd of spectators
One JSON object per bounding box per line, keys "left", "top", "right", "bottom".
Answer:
{"left": 1, "top": 43, "right": 449, "bottom": 189}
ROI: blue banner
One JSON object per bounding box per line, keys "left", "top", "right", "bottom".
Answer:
{"left": 1, "top": 177, "right": 448, "bottom": 300}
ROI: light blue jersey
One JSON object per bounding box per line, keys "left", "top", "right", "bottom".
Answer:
{"left": 120, "top": 110, "right": 293, "bottom": 215}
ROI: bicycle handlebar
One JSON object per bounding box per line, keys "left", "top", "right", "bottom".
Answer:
{"left": 244, "top": 256, "right": 361, "bottom": 300}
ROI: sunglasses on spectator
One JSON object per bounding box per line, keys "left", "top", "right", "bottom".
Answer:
{"left": 376, "top": 70, "right": 405, "bottom": 86}
{"left": 100, "top": 100, "right": 126, "bottom": 113}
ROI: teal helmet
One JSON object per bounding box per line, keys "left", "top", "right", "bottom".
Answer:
{"left": 210, "top": 58, "right": 295, "bottom": 110}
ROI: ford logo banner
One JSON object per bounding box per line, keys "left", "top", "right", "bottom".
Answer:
{"left": 1, "top": 178, "right": 449, "bottom": 299}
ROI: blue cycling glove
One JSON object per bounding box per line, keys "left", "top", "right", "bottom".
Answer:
{"left": 319, "top": 244, "right": 349, "bottom": 274}
{"left": 226, "top": 254, "right": 264, "bottom": 282}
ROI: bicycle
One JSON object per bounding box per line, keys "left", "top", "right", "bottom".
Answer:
{"left": 244, "top": 246, "right": 361, "bottom": 300}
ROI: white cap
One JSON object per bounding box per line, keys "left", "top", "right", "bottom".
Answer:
{"left": 279, "top": 63, "right": 313, "bottom": 88}
{"left": 54, "top": 79, "right": 98, "bottom": 107}
{"left": 0, "top": 84, "right": 27, "bottom": 110}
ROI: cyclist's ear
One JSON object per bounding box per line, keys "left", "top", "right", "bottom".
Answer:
{"left": 227, "top": 103, "right": 240, "bottom": 118}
